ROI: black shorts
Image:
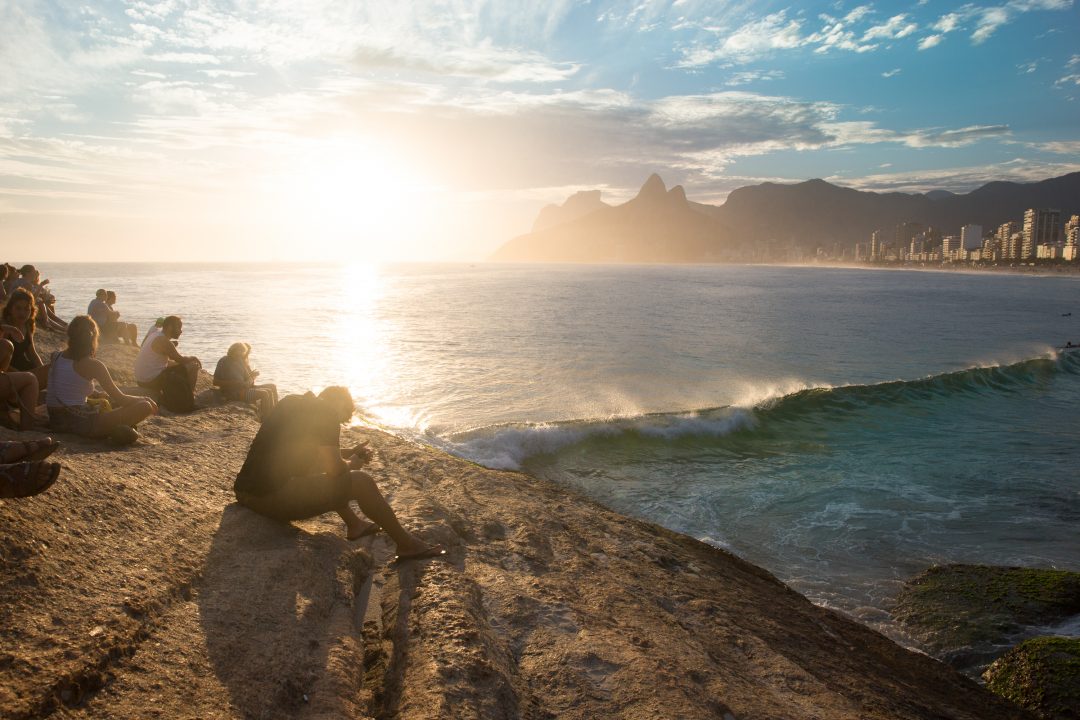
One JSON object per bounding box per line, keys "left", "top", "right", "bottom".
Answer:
{"left": 235, "top": 470, "right": 352, "bottom": 521}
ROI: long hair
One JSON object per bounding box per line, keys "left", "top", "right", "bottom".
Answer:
{"left": 2, "top": 287, "right": 37, "bottom": 337}
{"left": 66, "top": 315, "right": 99, "bottom": 361}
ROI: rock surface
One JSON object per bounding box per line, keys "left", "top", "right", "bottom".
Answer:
{"left": 0, "top": 334, "right": 1031, "bottom": 719}
{"left": 983, "top": 637, "right": 1080, "bottom": 719}
{"left": 892, "top": 564, "right": 1080, "bottom": 672}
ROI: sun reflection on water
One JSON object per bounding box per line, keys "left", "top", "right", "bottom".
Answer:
{"left": 329, "top": 263, "right": 422, "bottom": 430}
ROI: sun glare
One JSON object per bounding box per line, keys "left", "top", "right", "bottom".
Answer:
{"left": 271, "top": 136, "right": 434, "bottom": 259}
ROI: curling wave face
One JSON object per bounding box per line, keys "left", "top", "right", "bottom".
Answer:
{"left": 439, "top": 352, "right": 1078, "bottom": 471}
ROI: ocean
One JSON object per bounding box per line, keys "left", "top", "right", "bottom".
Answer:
{"left": 43, "top": 262, "right": 1080, "bottom": 641}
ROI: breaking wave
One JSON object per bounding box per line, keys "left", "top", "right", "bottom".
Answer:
{"left": 434, "top": 352, "right": 1080, "bottom": 470}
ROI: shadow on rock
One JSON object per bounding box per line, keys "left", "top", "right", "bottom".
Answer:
{"left": 199, "top": 503, "right": 370, "bottom": 719}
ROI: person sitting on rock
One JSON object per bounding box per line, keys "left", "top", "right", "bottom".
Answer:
{"left": 234, "top": 386, "right": 445, "bottom": 564}
{"left": 87, "top": 289, "right": 113, "bottom": 337}
{"left": 105, "top": 291, "right": 138, "bottom": 345}
{"left": 214, "top": 342, "right": 278, "bottom": 418}
{"left": 2, "top": 287, "right": 49, "bottom": 390}
{"left": 134, "top": 315, "right": 201, "bottom": 395}
{"left": 45, "top": 316, "right": 158, "bottom": 443}
{"left": 0, "top": 338, "right": 41, "bottom": 430}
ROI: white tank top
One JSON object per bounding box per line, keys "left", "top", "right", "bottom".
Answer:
{"left": 46, "top": 355, "right": 96, "bottom": 407}
{"left": 134, "top": 328, "right": 169, "bottom": 382}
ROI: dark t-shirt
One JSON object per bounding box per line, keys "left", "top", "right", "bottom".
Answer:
{"left": 234, "top": 393, "right": 340, "bottom": 496}
{"left": 10, "top": 332, "right": 38, "bottom": 371}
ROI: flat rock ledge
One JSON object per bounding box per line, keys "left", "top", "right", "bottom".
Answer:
{"left": 1, "top": 338, "right": 1029, "bottom": 719}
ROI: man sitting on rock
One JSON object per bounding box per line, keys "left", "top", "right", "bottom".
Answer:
{"left": 233, "top": 386, "right": 445, "bottom": 564}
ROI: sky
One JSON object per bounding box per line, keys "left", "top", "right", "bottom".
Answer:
{"left": 2, "top": 0, "right": 1079, "bottom": 262}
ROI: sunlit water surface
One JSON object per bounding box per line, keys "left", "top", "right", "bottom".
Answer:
{"left": 47, "top": 262, "right": 1080, "bottom": 644}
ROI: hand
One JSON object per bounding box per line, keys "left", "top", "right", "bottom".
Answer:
{"left": 251, "top": 370, "right": 260, "bottom": 378}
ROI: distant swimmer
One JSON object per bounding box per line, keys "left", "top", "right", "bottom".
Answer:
{"left": 1063, "top": 312, "right": 1072, "bottom": 317}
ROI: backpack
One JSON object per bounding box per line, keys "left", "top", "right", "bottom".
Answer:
{"left": 159, "top": 366, "right": 195, "bottom": 413}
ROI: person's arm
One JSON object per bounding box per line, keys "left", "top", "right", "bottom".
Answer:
{"left": 151, "top": 335, "right": 187, "bottom": 364}
{"left": 341, "top": 441, "right": 373, "bottom": 468}
{"left": 0, "top": 324, "right": 24, "bottom": 343}
{"left": 25, "top": 333, "right": 42, "bottom": 369}
{"left": 315, "top": 445, "right": 350, "bottom": 477}
{"left": 83, "top": 358, "right": 158, "bottom": 412}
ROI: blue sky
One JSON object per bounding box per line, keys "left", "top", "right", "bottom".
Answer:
{"left": 2, "top": 0, "right": 1078, "bottom": 261}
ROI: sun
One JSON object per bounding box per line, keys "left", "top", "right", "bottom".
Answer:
{"left": 270, "top": 135, "right": 434, "bottom": 259}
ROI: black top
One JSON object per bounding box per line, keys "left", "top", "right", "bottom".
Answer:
{"left": 10, "top": 332, "right": 38, "bottom": 371}
{"left": 234, "top": 393, "right": 340, "bottom": 496}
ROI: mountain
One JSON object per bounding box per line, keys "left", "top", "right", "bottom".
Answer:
{"left": 532, "top": 189, "right": 609, "bottom": 231}
{"left": 493, "top": 174, "right": 734, "bottom": 263}
{"left": 491, "top": 172, "right": 1080, "bottom": 263}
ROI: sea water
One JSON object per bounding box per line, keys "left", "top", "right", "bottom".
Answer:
{"left": 44, "top": 262, "right": 1080, "bottom": 640}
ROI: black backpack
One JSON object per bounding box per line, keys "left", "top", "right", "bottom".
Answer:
{"left": 159, "top": 366, "right": 195, "bottom": 413}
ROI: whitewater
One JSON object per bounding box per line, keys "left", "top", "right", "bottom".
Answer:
{"left": 46, "top": 261, "right": 1080, "bottom": 636}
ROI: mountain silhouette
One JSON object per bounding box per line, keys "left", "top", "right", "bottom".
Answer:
{"left": 491, "top": 172, "right": 1080, "bottom": 263}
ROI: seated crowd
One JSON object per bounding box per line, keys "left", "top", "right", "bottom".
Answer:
{"left": 0, "top": 266, "right": 441, "bottom": 563}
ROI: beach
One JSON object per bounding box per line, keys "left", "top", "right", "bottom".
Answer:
{"left": 0, "top": 331, "right": 1030, "bottom": 719}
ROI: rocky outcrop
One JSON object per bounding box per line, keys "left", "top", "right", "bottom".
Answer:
{"left": 892, "top": 565, "right": 1080, "bottom": 672}
{"left": 0, "top": 336, "right": 1031, "bottom": 719}
{"left": 983, "top": 637, "right": 1080, "bottom": 719}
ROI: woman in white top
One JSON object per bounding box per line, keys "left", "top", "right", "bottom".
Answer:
{"left": 46, "top": 316, "right": 158, "bottom": 440}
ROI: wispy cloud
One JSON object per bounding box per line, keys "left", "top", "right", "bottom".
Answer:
{"left": 723, "top": 70, "right": 785, "bottom": 86}
{"left": 882, "top": 68, "right": 902, "bottom": 78}
{"left": 919, "top": 0, "right": 1074, "bottom": 48}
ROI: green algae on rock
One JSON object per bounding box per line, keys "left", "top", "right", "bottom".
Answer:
{"left": 892, "top": 565, "right": 1080, "bottom": 671}
{"left": 983, "top": 636, "right": 1080, "bottom": 720}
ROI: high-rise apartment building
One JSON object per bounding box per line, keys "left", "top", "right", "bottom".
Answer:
{"left": 960, "top": 224, "right": 983, "bottom": 251}
{"left": 1022, "top": 208, "right": 1061, "bottom": 259}
{"left": 996, "top": 221, "right": 1019, "bottom": 259}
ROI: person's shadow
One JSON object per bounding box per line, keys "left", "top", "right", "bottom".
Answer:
{"left": 199, "top": 504, "right": 374, "bottom": 718}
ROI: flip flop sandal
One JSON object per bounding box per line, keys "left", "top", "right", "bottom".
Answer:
{"left": 0, "top": 439, "right": 58, "bottom": 463}
{"left": 24, "top": 439, "right": 60, "bottom": 462}
{"left": 0, "top": 461, "right": 61, "bottom": 499}
{"left": 391, "top": 545, "right": 447, "bottom": 566}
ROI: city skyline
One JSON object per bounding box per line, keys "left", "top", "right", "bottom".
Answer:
{"left": 3, "top": 0, "right": 1079, "bottom": 262}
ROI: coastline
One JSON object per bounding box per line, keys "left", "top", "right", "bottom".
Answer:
{"left": 0, "top": 332, "right": 1030, "bottom": 719}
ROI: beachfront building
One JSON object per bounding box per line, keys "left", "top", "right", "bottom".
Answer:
{"left": 942, "top": 235, "right": 959, "bottom": 259}
{"left": 1022, "top": 208, "right": 1061, "bottom": 259}
{"left": 1065, "top": 215, "right": 1079, "bottom": 261}
{"left": 996, "top": 221, "right": 1020, "bottom": 260}
{"left": 870, "top": 229, "right": 888, "bottom": 260}
{"left": 961, "top": 224, "right": 983, "bottom": 252}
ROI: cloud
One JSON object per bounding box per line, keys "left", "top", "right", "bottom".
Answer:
{"left": 881, "top": 68, "right": 902, "bottom": 78}
{"left": 918, "top": 34, "right": 944, "bottom": 50}
{"left": 723, "top": 70, "right": 785, "bottom": 86}
{"left": 861, "top": 15, "right": 918, "bottom": 41}
{"left": 834, "top": 158, "right": 1080, "bottom": 194}
{"left": 673, "top": 0, "right": 1069, "bottom": 67}
{"left": 352, "top": 45, "right": 581, "bottom": 83}
{"left": 924, "top": 0, "right": 1074, "bottom": 47}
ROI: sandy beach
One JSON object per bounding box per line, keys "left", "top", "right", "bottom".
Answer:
{"left": 0, "top": 330, "right": 1030, "bottom": 719}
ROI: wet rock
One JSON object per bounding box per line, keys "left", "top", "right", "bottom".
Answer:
{"left": 983, "top": 637, "right": 1080, "bottom": 719}
{"left": 892, "top": 564, "right": 1080, "bottom": 671}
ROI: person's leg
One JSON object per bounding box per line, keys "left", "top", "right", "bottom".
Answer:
{"left": 91, "top": 400, "right": 155, "bottom": 435}
{"left": 342, "top": 470, "right": 441, "bottom": 555}
{"left": 3, "top": 371, "right": 39, "bottom": 429}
